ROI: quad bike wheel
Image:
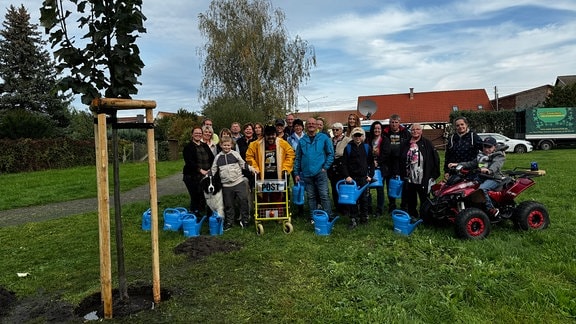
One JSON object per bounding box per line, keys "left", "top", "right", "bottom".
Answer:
{"left": 513, "top": 201, "right": 550, "bottom": 231}
{"left": 455, "top": 208, "right": 491, "bottom": 239}
{"left": 420, "top": 199, "right": 443, "bottom": 226}
{"left": 283, "top": 222, "right": 294, "bottom": 234}
{"left": 256, "top": 223, "right": 264, "bottom": 236}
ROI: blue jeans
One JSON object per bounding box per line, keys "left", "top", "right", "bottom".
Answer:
{"left": 479, "top": 179, "right": 499, "bottom": 209}
{"left": 303, "top": 171, "right": 332, "bottom": 218}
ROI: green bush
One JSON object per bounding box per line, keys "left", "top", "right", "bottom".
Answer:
{"left": 0, "top": 138, "right": 95, "bottom": 173}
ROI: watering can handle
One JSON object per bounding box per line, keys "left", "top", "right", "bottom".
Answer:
{"left": 336, "top": 179, "right": 356, "bottom": 193}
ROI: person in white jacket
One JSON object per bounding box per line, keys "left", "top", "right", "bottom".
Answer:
{"left": 210, "top": 135, "right": 254, "bottom": 230}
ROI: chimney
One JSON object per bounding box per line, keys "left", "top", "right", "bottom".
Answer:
{"left": 409, "top": 88, "right": 414, "bottom": 100}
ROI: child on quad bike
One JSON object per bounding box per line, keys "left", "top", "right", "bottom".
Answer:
{"left": 448, "top": 136, "right": 505, "bottom": 217}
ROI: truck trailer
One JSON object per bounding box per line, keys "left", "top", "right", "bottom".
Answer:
{"left": 515, "top": 107, "right": 576, "bottom": 150}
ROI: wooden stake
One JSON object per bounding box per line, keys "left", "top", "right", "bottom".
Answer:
{"left": 95, "top": 113, "right": 113, "bottom": 319}
{"left": 147, "top": 108, "right": 161, "bottom": 304}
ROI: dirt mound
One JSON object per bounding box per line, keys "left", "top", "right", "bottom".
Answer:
{"left": 174, "top": 235, "right": 243, "bottom": 260}
{"left": 0, "top": 236, "right": 242, "bottom": 322}
{"left": 0, "top": 286, "right": 17, "bottom": 316}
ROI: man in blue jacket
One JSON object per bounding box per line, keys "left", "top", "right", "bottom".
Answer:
{"left": 294, "top": 117, "right": 335, "bottom": 222}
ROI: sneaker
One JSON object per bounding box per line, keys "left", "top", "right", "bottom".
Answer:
{"left": 348, "top": 219, "right": 358, "bottom": 230}
{"left": 239, "top": 221, "right": 249, "bottom": 229}
{"left": 224, "top": 223, "right": 233, "bottom": 231}
{"left": 488, "top": 208, "right": 500, "bottom": 217}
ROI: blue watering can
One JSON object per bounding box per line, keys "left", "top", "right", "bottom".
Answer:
{"left": 163, "top": 207, "right": 187, "bottom": 231}
{"left": 388, "top": 176, "right": 404, "bottom": 199}
{"left": 182, "top": 213, "right": 207, "bottom": 237}
{"left": 312, "top": 210, "right": 339, "bottom": 236}
{"left": 369, "top": 169, "right": 384, "bottom": 188}
{"left": 336, "top": 179, "right": 370, "bottom": 205}
{"left": 391, "top": 209, "right": 423, "bottom": 236}
{"left": 209, "top": 212, "right": 224, "bottom": 236}
{"left": 142, "top": 208, "right": 151, "bottom": 231}
{"left": 292, "top": 181, "right": 305, "bottom": 205}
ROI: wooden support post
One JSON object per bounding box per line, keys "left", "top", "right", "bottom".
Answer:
{"left": 94, "top": 112, "right": 113, "bottom": 319}
{"left": 146, "top": 108, "right": 161, "bottom": 303}
{"left": 91, "top": 98, "right": 158, "bottom": 319}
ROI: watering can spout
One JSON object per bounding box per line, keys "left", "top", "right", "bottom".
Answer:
{"left": 198, "top": 215, "right": 207, "bottom": 226}
{"left": 329, "top": 216, "right": 340, "bottom": 228}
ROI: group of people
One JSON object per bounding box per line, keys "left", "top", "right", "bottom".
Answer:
{"left": 183, "top": 113, "right": 504, "bottom": 231}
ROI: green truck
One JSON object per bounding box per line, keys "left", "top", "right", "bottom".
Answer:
{"left": 515, "top": 107, "right": 576, "bottom": 150}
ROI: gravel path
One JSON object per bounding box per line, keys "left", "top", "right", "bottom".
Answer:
{"left": 0, "top": 173, "right": 187, "bottom": 228}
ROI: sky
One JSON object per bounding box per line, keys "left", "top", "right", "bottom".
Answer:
{"left": 6, "top": 0, "right": 576, "bottom": 116}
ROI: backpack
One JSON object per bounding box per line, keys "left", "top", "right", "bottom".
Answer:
{"left": 346, "top": 142, "right": 370, "bottom": 156}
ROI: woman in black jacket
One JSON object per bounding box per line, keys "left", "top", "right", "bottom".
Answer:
{"left": 183, "top": 127, "right": 215, "bottom": 215}
{"left": 365, "top": 121, "right": 391, "bottom": 217}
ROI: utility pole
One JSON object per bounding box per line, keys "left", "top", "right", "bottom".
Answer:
{"left": 494, "top": 86, "right": 499, "bottom": 111}
{"left": 303, "top": 95, "right": 327, "bottom": 112}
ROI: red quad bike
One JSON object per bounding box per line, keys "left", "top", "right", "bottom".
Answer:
{"left": 421, "top": 165, "right": 550, "bottom": 239}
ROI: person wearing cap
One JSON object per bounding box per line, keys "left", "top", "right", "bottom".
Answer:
{"left": 294, "top": 117, "right": 335, "bottom": 222}
{"left": 274, "top": 118, "right": 288, "bottom": 141}
{"left": 399, "top": 123, "right": 440, "bottom": 219}
{"left": 444, "top": 116, "right": 483, "bottom": 180}
{"left": 327, "top": 122, "right": 351, "bottom": 215}
{"left": 448, "top": 136, "right": 505, "bottom": 217}
{"left": 341, "top": 127, "right": 375, "bottom": 229}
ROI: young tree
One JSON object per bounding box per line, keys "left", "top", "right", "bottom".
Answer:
{"left": 40, "top": 0, "right": 147, "bottom": 105}
{"left": 198, "top": 0, "right": 316, "bottom": 119}
{"left": 40, "top": 0, "right": 148, "bottom": 302}
{"left": 0, "top": 5, "right": 71, "bottom": 136}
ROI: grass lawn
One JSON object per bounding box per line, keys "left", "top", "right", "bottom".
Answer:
{"left": 0, "top": 160, "right": 183, "bottom": 210}
{"left": 1, "top": 150, "right": 575, "bottom": 322}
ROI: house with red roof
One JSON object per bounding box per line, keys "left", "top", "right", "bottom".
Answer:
{"left": 357, "top": 88, "right": 494, "bottom": 125}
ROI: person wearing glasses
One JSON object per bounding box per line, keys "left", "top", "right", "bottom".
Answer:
{"left": 327, "top": 122, "right": 351, "bottom": 215}
{"left": 444, "top": 116, "right": 483, "bottom": 180}
{"left": 183, "top": 127, "right": 215, "bottom": 216}
{"left": 399, "top": 123, "right": 440, "bottom": 218}
{"left": 294, "top": 117, "right": 335, "bottom": 223}
{"left": 382, "top": 114, "right": 411, "bottom": 212}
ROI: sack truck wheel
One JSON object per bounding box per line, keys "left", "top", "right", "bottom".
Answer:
{"left": 455, "top": 208, "right": 491, "bottom": 240}
{"left": 513, "top": 201, "right": 550, "bottom": 231}
{"left": 283, "top": 222, "right": 293, "bottom": 234}
{"left": 256, "top": 223, "right": 264, "bottom": 236}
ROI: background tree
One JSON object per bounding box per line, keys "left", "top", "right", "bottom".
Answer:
{"left": 198, "top": 0, "right": 316, "bottom": 120}
{"left": 0, "top": 5, "right": 71, "bottom": 138}
{"left": 40, "top": 0, "right": 147, "bottom": 104}
{"left": 202, "top": 96, "right": 266, "bottom": 132}
{"left": 544, "top": 83, "right": 576, "bottom": 107}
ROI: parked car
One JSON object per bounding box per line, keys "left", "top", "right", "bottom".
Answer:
{"left": 478, "top": 133, "right": 533, "bottom": 153}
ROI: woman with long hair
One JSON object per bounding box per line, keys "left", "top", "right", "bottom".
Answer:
{"left": 254, "top": 122, "right": 264, "bottom": 140}
{"left": 345, "top": 113, "right": 361, "bottom": 137}
{"left": 365, "top": 121, "right": 391, "bottom": 217}
{"left": 182, "top": 127, "right": 215, "bottom": 215}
